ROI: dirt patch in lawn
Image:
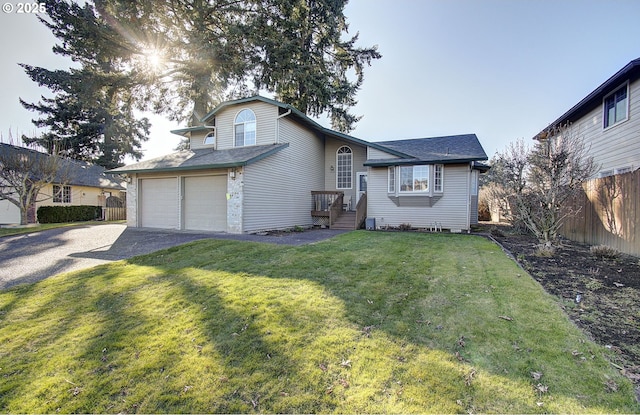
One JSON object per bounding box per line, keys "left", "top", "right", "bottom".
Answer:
{"left": 484, "top": 224, "right": 640, "bottom": 391}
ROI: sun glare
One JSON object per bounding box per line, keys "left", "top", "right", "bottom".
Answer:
{"left": 143, "top": 48, "right": 164, "bottom": 71}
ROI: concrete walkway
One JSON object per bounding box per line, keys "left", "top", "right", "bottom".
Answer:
{"left": 0, "top": 223, "right": 348, "bottom": 290}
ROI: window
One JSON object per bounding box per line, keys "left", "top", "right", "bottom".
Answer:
{"left": 603, "top": 84, "right": 628, "bottom": 129}
{"left": 400, "top": 165, "right": 429, "bottom": 192}
{"left": 203, "top": 131, "right": 215, "bottom": 146}
{"left": 388, "top": 166, "right": 395, "bottom": 193}
{"left": 336, "top": 146, "right": 352, "bottom": 189}
{"left": 234, "top": 109, "right": 256, "bottom": 147}
{"left": 434, "top": 164, "right": 443, "bottom": 192}
{"left": 53, "top": 184, "right": 71, "bottom": 203}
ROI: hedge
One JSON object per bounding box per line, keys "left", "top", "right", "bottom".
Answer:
{"left": 37, "top": 205, "right": 102, "bottom": 223}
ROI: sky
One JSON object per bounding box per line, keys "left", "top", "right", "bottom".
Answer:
{"left": 1, "top": 0, "right": 640, "bottom": 162}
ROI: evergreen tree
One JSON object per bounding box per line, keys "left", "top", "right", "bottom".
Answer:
{"left": 20, "top": 0, "right": 151, "bottom": 169}
{"left": 250, "top": 0, "right": 381, "bottom": 132}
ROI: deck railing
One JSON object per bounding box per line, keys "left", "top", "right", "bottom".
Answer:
{"left": 311, "top": 191, "right": 345, "bottom": 227}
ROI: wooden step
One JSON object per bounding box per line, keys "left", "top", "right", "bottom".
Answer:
{"left": 331, "top": 212, "right": 357, "bottom": 230}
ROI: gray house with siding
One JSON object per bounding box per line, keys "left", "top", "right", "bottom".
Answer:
{"left": 109, "top": 96, "right": 488, "bottom": 233}
{"left": 534, "top": 57, "right": 640, "bottom": 177}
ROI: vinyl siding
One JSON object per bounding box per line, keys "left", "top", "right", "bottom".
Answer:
{"left": 324, "top": 138, "right": 367, "bottom": 209}
{"left": 210, "top": 101, "right": 278, "bottom": 150}
{"left": 367, "top": 164, "right": 471, "bottom": 231}
{"left": 189, "top": 130, "right": 213, "bottom": 150}
{"left": 368, "top": 147, "right": 399, "bottom": 159}
{"left": 562, "top": 79, "right": 640, "bottom": 175}
{"left": 242, "top": 116, "right": 324, "bottom": 232}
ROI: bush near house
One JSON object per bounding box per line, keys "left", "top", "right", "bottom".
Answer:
{"left": 37, "top": 205, "right": 102, "bottom": 223}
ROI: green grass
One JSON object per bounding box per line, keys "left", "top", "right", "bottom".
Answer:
{"left": 0, "top": 231, "right": 637, "bottom": 413}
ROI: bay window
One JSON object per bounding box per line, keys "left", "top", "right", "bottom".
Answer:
{"left": 399, "top": 165, "right": 429, "bottom": 193}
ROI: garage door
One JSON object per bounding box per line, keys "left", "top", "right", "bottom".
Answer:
{"left": 140, "top": 178, "right": 179, "bottom": 229}
{"left": 183, "top": 175, "right": 227, "bottom": 231}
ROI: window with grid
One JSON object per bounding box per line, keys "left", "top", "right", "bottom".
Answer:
{"left": 603, "top": 84, "right": 628, "bottom": 129}
{"left": 388, "top": 166, "right": 395, "bottom": 193}
{"left": 399, "top": 165, "right": 429, "bottom": 192}
{"left": 434, "top": 164, "right": 443, "bottom": 192}
{"left": 234, "top": 109, "right": 256, "bottom": 147}
{"left": 53, "top": 184, "right": 71, "bottom": 203}
{"left": 336, "top": 146, "right": 352, "bottom": 189}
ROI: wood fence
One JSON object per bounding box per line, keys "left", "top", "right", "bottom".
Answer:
{"left": 560, "top": 170, "right": 639, "bottom": 256}
{"left": 103, "top": 207, "right": 126, "bottom": 221}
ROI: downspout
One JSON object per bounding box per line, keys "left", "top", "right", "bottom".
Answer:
{"left": 275, "top": 109, "right": 292, "bottom": 144}
{"left": 466, "top": 163, "right": 471, "bottom": 232}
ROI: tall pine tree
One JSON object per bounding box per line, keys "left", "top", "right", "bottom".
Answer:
{"left": 20, "top": 0, "right": 151, "bottom": 169}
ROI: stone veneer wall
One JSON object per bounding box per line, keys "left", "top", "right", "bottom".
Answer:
{"left": 127, "top": 174, "right": 138, "bottom": 227}
{"left": 227, "top": 168, "right": 243, "bottom": 233}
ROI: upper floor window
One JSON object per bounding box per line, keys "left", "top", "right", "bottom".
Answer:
{"left": 336, "top": 146, "right": 352, "bottom": 189}
{"left": 603, "top": 84, "right": 628, "bottom": 129}
{"left": 203, "top": 131, "right": 215, "bottom": 146}
{"left": 234, "top": 109, "right": 256, "bottom": 147}
{"left": 400, "top": 165, "right": 429, "bottom": 192}
{"left": 53, "top": 184, "right": 71, "bottom": 203}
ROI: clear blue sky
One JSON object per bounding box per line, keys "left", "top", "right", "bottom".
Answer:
{"left": 1, "top": 0, "right": 639, "bottom": 162}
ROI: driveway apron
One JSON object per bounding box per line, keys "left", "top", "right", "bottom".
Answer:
{"left": 0, "top": 224, "right": 347, "bottom": 290}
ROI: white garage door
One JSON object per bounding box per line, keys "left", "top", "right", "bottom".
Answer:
{"left": 183, "top": 175, "right": 227, "bottom": 231}
{"left": 140, "top": 178, "right": 179, "bottom": 229}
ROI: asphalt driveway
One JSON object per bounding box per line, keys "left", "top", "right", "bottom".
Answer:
{"left": 0, "top": 223, "right": 347, "bottom": 290}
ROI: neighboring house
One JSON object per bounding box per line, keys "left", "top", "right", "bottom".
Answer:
{"left": 534, "top": 57, "right": 640, "bottom": 177}
{"left": 109, "top": 96, "right": 488, "bottom": 234}
{"left": 0, "top": 143, "right": 126, "bottom": 224}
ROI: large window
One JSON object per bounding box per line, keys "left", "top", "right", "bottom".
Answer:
{"left": 400, "top": 165, "right": 429, "bottom": 192}
{"left": 234, "top": 109, "right": 256, "bottom": 147}
{"left": 603, "top": 84, "right": 628, "bottom": 129}
{"left": 336, "top": 146, "right": 352, "bottom": 189}
{"left": 53, "top": 184, "right": 71, "bottom": 203}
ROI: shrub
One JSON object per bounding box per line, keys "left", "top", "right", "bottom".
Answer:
{"left": 37, "top": 205, "right": 102, "bottom": 223}
{"left": 590, "top": 245, "right": 619, "bottom": 259}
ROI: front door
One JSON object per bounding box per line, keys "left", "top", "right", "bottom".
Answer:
{"left": 356, "top": 172, "right": 367, "bottom": 203}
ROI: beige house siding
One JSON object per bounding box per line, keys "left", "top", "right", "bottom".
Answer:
{"left": 367, "top": 164, "right": 471, "bottom": 231}
{"left": 559, "top": 78, "right": 640, "bottom": 176}
{"left": 323, "top": 138, "right": 367, "bottom": 209}
{"left": 368, "top": 147, "right": 399, "bottom": 160}
{"left": 242, "top": 116, "right": 324, "bottom": 232}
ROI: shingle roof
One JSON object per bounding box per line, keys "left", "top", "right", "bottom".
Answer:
{"left": 365, "top": 134, "right": 488, "bottom": 166}
{"left": 0, "top": 143, "right": 125, "bottom": 189}
{"left": 108, "top": 143, "right": 289, "bottom": 174}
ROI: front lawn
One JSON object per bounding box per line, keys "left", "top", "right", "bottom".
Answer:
{"left": 0, "top": 231, "right": 637, "bottom": 413}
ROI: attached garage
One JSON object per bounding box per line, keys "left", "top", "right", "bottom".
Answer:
{"left": 140, "top": 177, "right": 179, "bottom": 229}
{"left": 183, "top": 175, "right": 227, "bottom": 231}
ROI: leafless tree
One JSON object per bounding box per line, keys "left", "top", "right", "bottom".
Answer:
{"left": 0, "top": 133, "right": 70, "bottom": 225}
{"left": 491, "top": 124, "right": 597, "bottom": 246}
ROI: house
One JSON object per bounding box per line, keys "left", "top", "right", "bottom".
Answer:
{"left": 0, "top": 143, "right": 126, "bottom": 225}
{"left": 534, "top": 57, "right": 640, "bottom": 177}
{"left": 109, "top": 96, "right": 488, "bottom": 233}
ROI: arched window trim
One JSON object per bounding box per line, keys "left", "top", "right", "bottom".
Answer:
{"left": 234, "top": 108, "right": 257, "bottom": 147}
{"left": 336, "top": 146, "right": 353, "bottom": 190}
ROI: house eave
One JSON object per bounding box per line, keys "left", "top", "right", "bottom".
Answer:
{"left": 364, "top": 157, "right": 487, "bottom": 167}
{"left": 534, "top": 57, "right": 640, "bottom": 140}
